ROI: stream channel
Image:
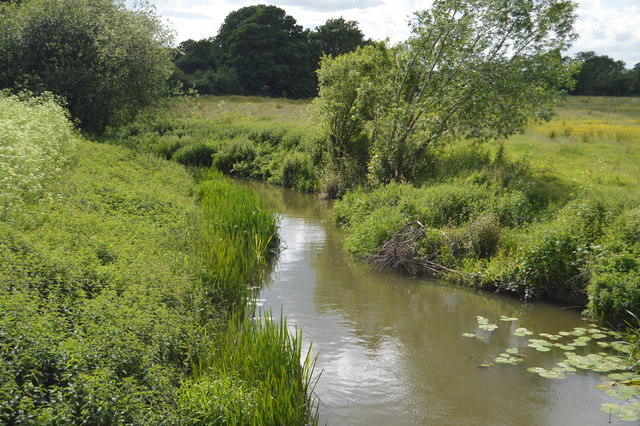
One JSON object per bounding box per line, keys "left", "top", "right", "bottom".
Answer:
{"left": 241, "top": 180, "right": 629, "bottom": 425}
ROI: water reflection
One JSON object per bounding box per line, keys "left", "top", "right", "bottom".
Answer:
{"left": 239, "top": 180, "right": 624, "bottom": 426}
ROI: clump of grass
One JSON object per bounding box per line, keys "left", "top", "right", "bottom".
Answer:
{"left": 183, "top": 313, "right": 318, "bottom": 425}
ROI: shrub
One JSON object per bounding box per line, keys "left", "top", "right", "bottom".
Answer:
{"left": 465, "top": 213, "right": 502, "bottom": 259}
{"left": 211, "top": 137, "right": 258, "bottom": 177}
{"left": 172, "top": 141, "right": 218, "bottom": 167}
{"left": 0, "top": 0, "right": 174, "bottom": 130}
{"left": 0, "top": 92, "right": 78, "bottom": 220}
{"left": 269, "top": 151, "right": 319, "bottom": 192}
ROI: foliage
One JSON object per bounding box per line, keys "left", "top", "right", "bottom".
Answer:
{"left": 310, "top": 17, "right": 370, "bottom": 58}
{"left": 572, "top": 51, "right": 640, "bottom": 96}
{"left": 106, "top": 96, "right": 325, "bottom": 192}
{"left": 313, "top": 43, "right": 392, "bottom": 192}
{"left": 316, "top": 0, "right": 578, "bottom": 183}
{"left": 182, "top": 314, "right": 318, "bottom": 425}
{"left": 0, "top": 92, "right": 78, "bottom": 220}
{"left": 0, "top": 95, "right": 315, "bottom": 422}
{"left": 212, "top": 5, "right": 315, "bottom": 98}
{"left": 0, "top": 0, "right": 174, "bottom": 130}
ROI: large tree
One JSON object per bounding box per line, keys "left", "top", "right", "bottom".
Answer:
{"left": 316, "top": 0, "right": 578, "bottom": 184}
{"left": 572, "top": 52, "right": 629, "bottom": 96}
{"left": 0, "top": 0, "right": 174, "bottom": 131}
{"left": 311, "top": 17, "right": 369, "bottom": 58}
{"left": 213, "top": 5, "right": 315, "bottom": 98}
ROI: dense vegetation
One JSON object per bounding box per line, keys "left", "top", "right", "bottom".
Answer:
{"left": 173, "top": 6, "right": 369, "bottom": 97}
{"left": 0, "top": 92, "right": 317, "bottom": 423}
{"left": 572, "top": 52, "right": 640, "bottom": 97}
{"left": 0, "top": 0, "right": 174, "bottom": 130}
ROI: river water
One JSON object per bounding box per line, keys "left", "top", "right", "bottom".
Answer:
{"left": 242, "top": 181, "right": 628, "bottom": 426}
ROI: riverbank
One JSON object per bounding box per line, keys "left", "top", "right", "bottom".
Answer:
{"left": 0, "top": 93, "right": 316, "bottom": 423}
{"left": 105, "top": 95, "right": 640, "bottom": 333}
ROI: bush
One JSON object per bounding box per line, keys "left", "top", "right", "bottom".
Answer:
{"left": 269, "top": 151, "right": 319, "bottom": 192}
{"left": 211, "top": 137, "right": 258, "bottom": 177}
{"left": 465, "top": 213, "right": 502, "bottom": 259}
{"left": 0, "top": 0, "right": 174, "bottom": 130}
{"left": 0, "top": 92, "right": 78, "bottom": 220}
{"left": 172, "top": 141, "right": 218, "bottom": 167}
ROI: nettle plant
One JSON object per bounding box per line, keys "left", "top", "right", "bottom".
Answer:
{"left": 0, "top": 92, "right": 78, "bottom": 219}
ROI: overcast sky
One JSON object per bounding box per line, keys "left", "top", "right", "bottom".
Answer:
{"left": 152, "top": 0, "right": 640, "bottom": 67}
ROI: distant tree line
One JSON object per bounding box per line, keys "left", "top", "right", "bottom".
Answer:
{"left": 172, "top": 5, "right": 371, "bottom": 98}
{"left": 572, "top": 52, "right": 640, "bottom": 96}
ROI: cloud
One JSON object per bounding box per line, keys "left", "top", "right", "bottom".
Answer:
{"left": 274, "top": 0, "right": 385, "bottom": 13}
{"left": 150, "top": 0, "right": 640, "bottom": 67}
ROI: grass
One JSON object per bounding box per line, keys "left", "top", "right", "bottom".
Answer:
{"left": 507, "top": 96, "right": 640, "bottom": 201}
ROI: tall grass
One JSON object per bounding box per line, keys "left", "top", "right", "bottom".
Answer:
{"left": 195, "top": 169, "right": 279, "bottom": 311}
{"left": 182, "top": 313, "right": 318, "bottom": 425}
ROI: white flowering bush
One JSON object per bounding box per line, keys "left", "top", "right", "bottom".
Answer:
{"left": 0, "top": 92, "right": 78, "bottom": 219}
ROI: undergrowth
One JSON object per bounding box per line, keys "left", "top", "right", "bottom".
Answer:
{"left": 0, "top": 95, "right": 317, "bottom": 424}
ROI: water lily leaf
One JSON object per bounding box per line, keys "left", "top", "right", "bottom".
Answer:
{"left": 591, "top": 333, "right": 607, "bottom": 339}
{"left": 462, "top": 333, "right": 476, "bottom": 338}
{"left": 477, "top": 363, "right": 493, "bottom": 368}
{"left": 559, "top": 331, "right": 571, "bottom": 336}
{"left": 608, "top": 372, "right": 639, "bottom": 381}
{"left": 500, "top": 315, "right": 518, "bottom": 321}
{"left": 495, "top": 357, "right": 510, "bottom": 364}
{"left": 611, "top": 342, "right": 632, "bottom": 354}
{"left": 574, "top": 327, "right": 587, "bottom": 332}
{"left": 539, "top": 370, "right": 565, "bottom": 379}
{"left": 514, "top": 327, "right": 533, "bottom": 336}
{"left": 479, "top": 324, "right": 498, "bottom": 331}
{"left": 506, "top": 348, "right": 519, "bottom": 354}
{"left": 597, "top": 342, "right": 611, "bottom": 348}
{"left": 616, "top": 412, "right": 639, "bottom": 422}
{"left": 527, "top": 367, "right": 546, "bottom": 374}
{"left": 569, "top": 330, "right": 585, "bottom": 336}
{"left": 528, "top": 339, "right": 552, "bottom": 347}
{"left": 476, "top": 316, "right": 489, "bottom": 325}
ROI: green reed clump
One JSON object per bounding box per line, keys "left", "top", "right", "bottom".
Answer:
{"left": 195, "top": 169, "right": 279, "bottom": 310}
{"left": 181, "top": 313, "right": 318, "bottom": 425}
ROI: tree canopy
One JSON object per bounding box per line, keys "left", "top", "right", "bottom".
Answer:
{"left": 311, "top": 17, "right": 370, "bottom": 58}
{"left": 572, "top": 52, "right": 640, "bottom": 96}
{"left": 0, "top": 0, "right": 174, "bottom": 130}
{"left": 315, "top": 0, "right": 578, "bottom": 186}
{"left": 212, "top": 4, "right": 315, "bottom": 98}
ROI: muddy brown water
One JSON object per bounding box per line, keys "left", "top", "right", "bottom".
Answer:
{"left": 240, "top": 180, "right": 627, "bottom": 425}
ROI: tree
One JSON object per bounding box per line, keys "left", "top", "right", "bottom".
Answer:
{"left": 317, "top": 0, "right": 578, "bottom": 184}
{"left": 174, "top": 38, "right": 216, "bottom": 74}
{"left": 313, "top": 43, "right": 393, "bottom": 194}
{"left": 213, "top": 5, "right": 315, "bottom": 98}
{"left": 0, "top": 0, "right": 174, "bottom": 131}
{"left": 311, "top": 17, "right": 369, "bottom": 58}
{"left": 572, "top": 52, "right": 630, "bottom": 96}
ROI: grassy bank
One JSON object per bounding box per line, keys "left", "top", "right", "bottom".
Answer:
{"left": 333, "top": 96, "right": 640, "bottom": 329}
{"left": 0, "top": 93, "right": 316, "bottom": 423}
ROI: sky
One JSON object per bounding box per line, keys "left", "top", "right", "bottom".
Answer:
{"left": 152, "top": 0, "right": 640, "bottom": 67}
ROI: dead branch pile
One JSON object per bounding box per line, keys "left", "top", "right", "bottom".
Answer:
{"left": 366, "top": 221, "right": 484, "bottom": 282}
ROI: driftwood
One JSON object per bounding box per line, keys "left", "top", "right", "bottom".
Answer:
{"left": 366, "top": 221, "right": 484, "bottom": 281}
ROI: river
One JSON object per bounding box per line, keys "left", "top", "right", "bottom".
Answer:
{"left": 241, "top": 180, "right": 630, "bottom": 425}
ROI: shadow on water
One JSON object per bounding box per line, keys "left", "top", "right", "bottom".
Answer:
{"left": 238, "top": 179, "right": 627, "bottom": 426}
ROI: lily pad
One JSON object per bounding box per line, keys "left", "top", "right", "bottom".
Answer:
{"left": 591, "top": 333, "right": 607, "bottom": 339}
{"left": 476, "top": 316, "right": 489, "bottom": 325}
{"left": 513, "top": 327, "right": 534, "bottom": 337}
{"left": 597, "top": 341, "right": 611, "bottom": 349}
{"left": 479, "top": 323, "right": 498, "bottom": 331}
{"left": 506, "top": 348, "right": 519, "bottom": 354}
{"left": 462, "top": 333, "right": 476, "bottom": 338}
{"left": 500, "top": 315, "right": 518, "bottom": 321}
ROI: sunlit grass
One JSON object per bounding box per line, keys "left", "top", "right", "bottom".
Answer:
{"left": 506, "top": 96, "right": 640, "bottom": 201}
